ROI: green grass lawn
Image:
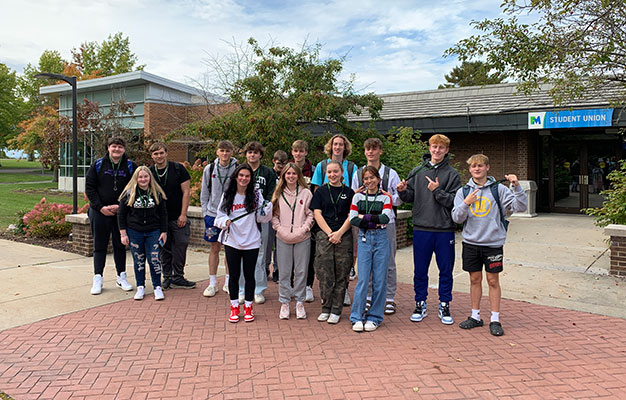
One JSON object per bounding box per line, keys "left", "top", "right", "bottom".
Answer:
{"left": 0, "top": 172, "right": 53, "bottom": 183}
{"left": 0, "top": 182, "right": 87, "bottom": 229}
{"left": 0, "top": 158, "right": 43, "bottom": 169}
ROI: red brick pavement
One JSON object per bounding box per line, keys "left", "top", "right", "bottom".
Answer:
{"left": 1, "top": 281, "right": 626, "bottom": 399}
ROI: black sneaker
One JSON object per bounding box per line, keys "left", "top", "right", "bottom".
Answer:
{"left": 169, "top": 277, "right": 196, "bottom": 289}
{"left": 161, "top": 278, "right": 171, "bottom": 291}
{"left": 410, "top": 301, "right": 427, "bottom": 322}
{"left": 272, "top": 270, "right": 279, "bottom": 283}
{"left": 438, "top": 302, "right": 453, "bottom": 325}
{"left": 349, "top": 267, "right": 356, "bottom": 281}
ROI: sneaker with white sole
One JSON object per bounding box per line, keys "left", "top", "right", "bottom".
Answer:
{"left": 203, "top": 285, "right": 218, "bottom": 297}
{"left": 279, "top": 303, "right": 290, "bottom": 319}
{"left": 343, "top": 291, "right": 351, "bottom": 306}
{"left": 305, "top": 286, "right": 314, "bottom": 302}
{"left": 352, "top": 321, "right": 364, "bottom": 332}
{"left": 223, "top": 283, "right": 229, "bottom": 294}
{"left": 254, "top": 293, "right": 266, "bottom": 304}
{"left": 154, "top": 286, "right": 164, "bottom": 301}
{"left": 349, "top": 267, "right": 356, "bottom": 281}
{"left": 296, "top": 302, "right": 306, "bottom": 319}
{"left": 438, "top": 302, "right": 454, "bottom": 325}
{"left": 116, "top": 272, "right": 133, "bottom": 291}
{"left": 317, "top": 312, "right": 330, "bottom": 322}
{"left": 229, "top": 305, "right": 240, "bottom": 323}
{"left": 410, "top": 301, "right": 428, "bottom": 322}
{"left": 364, "top": 320, "right": 378, "bottom": 332}
{"left": 134, "top": 286, "right": 145, "bottom": 300}
{"left": 90, "top": 274, "right": 103, "bottom": 295}
{"left": 327, "top": 313, "right": 340, "bottom": 324}
{"left": 244, "top": 305, "right": 255, "bottom": 322}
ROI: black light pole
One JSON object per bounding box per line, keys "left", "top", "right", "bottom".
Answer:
{"left": 35, "top": 73, "right": 78, "bottom": 214}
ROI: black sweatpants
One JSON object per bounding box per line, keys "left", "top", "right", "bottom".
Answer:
{"left": 225, "top": 246, "right": 259, "bottom": 302}
{"left": 89, "top": 207, "right": 126, "bottom": 276}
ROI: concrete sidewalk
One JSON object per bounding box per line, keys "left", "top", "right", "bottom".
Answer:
{"left": 0, "top": 213, "right": 623, "bottom": 332}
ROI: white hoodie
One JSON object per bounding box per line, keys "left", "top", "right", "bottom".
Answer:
{"left": 215, "top": 190, "right": 273, "bottom": 250}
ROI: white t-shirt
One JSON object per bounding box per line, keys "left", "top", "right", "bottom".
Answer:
{"left": 214, "top": 191, "right": 273, "bottom": 250}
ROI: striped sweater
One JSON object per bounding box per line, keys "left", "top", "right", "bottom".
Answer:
{"left": 349, "top": 191, "right": 393, "bottom": 230}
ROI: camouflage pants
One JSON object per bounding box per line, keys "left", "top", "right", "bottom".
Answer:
{"left": 314, "top": 229, "right": 353, "bottom": 315}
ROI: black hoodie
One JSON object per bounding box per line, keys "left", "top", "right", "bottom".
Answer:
{"left": 398, "top": 153, "right": 461, "bottom": 232}
{"left": 85, "top": 153, "right": 138, "bottom": 211}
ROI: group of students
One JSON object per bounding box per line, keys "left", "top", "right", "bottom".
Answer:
{"left": 85, "top": 132, "right": 527, "bottom": 336}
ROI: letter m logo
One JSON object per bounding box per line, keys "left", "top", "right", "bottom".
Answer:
{"left": 531, "top": 116, "right": 541, "bottom": 125}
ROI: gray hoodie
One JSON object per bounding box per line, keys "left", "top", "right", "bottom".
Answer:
{"left": 200, "top": 157, "right": 238, "bottom": 217}
{"left": 452, "top": 176, "right": 528, "bottom": 247}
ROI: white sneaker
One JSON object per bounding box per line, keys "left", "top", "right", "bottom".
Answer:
{"left": 239, "top": 293, "right": 245, "bottom": 304}
{"left": 90, "top": 274, "right": 103, "bottom": 295}
{"left": 352, "top": 321, "right": 364, "bottom": 332}
{"left": 364, "top": 320, "right": 378, "bottom": 332}
{"left": 343, "top": 290, "right": 351, "bottom": 306}
{"left": 317, "top": 313, "right": 330, "bottom": 322}
{"left": 154, "top": 286, "right": 164, "bottom": 301}
{"left": 254, "top": 293, "right": 266, "bottom": 304}
{"left": 116, "top": 272, "right": 133, "bottom": 291}
{"left": 305, "top": 286, "right": 314, "bottom": 302}
{"left": 296, "top": 302, "right": 306, "bottom": 319}
{"left": 279, "top": 303, "right": 290, "bottom": 319}
{"left": 222, "top": 283, "right": 229, "bottom": 294}
{"left": 134, "top": 286, "right": 145, "bottom": 300}
{"left": 203, "top": 285, "right": 218, "bottom": 297}
{"left": 327, "top": 313, "right": 340, "bottom": 324}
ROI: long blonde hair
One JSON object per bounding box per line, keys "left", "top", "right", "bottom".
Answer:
{"left": 118, "top": 166, "right": 167, "bottom": 206}
{"left": 271, "top": 163, "right": 308, "bottom": 215}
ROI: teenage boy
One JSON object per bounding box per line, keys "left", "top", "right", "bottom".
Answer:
{"left": 200, "top": 140, "right": 238, "bottom": 297}
{"left": 268, "top": 150, "right": 288, "bottom": 282}
{"left": 149, "top": 143, "right": 195, "bottom": 290}
{"left": 241, "top": 141, "right": 277, "bottom": 304}
{"left": 452, "top": 154, "right": 527, "bottom": 336}
{"left": 311, "top": 134, "right": 357, "bottom": 306}
{"left": 351, "top": 138, "right": 402, "bottom": 315}
{"left": 397, "top": 134, "right": 461, "bottom": 325}
{"left": 292, "top": 140, "right": 315, "bottom": 301}
{"left": 86, "top": 137, "right": 137, "bottom": 295}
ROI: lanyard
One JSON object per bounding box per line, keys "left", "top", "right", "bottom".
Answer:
{"left": 327, "top": 183, "right": 344, "bottom": 221}
{"left": 137, "top": 187, "right": 151, "bottom": 208}
{"left": 281, "top": 186, "right": 299, "bottom": 232}
{"left": 364, "top": 190, "right": 380, "bottom": 214}
{"left": 216, "top": 162, "right": 229, "bottom": 189}
{"left": 110, "top": 157, "right": 121, "bottom": 191}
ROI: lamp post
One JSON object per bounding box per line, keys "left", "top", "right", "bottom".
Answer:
{"left": 35, "top": 73, "right": 78, "bottom": 214}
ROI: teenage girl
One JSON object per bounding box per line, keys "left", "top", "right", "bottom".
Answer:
{"left": 271, "top": 163, "right": 314, "bottom": 320}
{"left": 215, "top": 164, "right": 273, "bottom": 323}
{"left": 309, "top": 160, "right": 355, "bottom": 324}
{"left": 118, "top": 166, "right": 168, "bottom": 301}
{"left": 349, "top": 166, "right": 392, "bottom": 332}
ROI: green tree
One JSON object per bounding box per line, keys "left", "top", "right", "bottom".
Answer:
{"left": 445, "top": 0, "right": 626, "bottom": 105}
{"left": 0, "top": 63, "right": 25, "bottom": 149}
{"left": 70, "top": 32, "right": 144, "bottom": 77}
{"left": 18, "top": 50, "right": 66, "bottom": 112}
{"left": 438, "top": 61, "right": 507, "bottom": 89}
{"left": 179, "top": 38, "right": 383, "bottom": 163}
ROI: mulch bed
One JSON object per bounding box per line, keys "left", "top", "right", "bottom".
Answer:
{"left": 0, "top": 232, "right": 74, "bottom": 253}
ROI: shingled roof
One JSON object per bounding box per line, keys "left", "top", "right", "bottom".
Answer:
{"left": 348, "top": 83, "right": 623, "bottom": 121}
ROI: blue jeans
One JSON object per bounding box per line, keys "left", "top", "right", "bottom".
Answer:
{"left": 350, "top": 229, "right": 390, "bottom": 325}
{"left": 127, "top": 228, "right": 162, "bottom": 288}
{"left": 412, "top": 230, "right": 455, "bottom": 303}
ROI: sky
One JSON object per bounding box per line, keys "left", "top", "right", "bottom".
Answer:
{"left": 1, "top": 0, "right": 507, "bottom": 95}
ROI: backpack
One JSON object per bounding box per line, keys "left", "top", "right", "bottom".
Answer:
{"left": 462, "top": 182, "right": 509, "bottom": 231}
{"left": 95, "top": 157, "right": 134, "bottom": 175}
{"left": 320, "top": 159, "right": 356, "bottom": 187}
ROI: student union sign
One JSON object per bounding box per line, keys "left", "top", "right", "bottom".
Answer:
{"left": 528, "top": 108, "right": 613, "bottom": 129}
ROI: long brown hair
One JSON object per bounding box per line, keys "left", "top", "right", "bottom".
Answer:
{"left": 271, "top": 163, "right": 308, "bottom": 215}
{"left": 118, "top": 166, "right": 167, "bottom": 206}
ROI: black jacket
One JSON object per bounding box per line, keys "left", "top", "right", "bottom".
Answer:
{"left": 399, "top": 153, "right": 461, "bottom": 232}
{"left": 85, "top": 153, "right": 138, "bottom": 211}
{"left": 117, "top": 190, "right": 168, "bottom": 233}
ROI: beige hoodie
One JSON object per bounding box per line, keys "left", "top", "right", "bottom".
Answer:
{"left": 271, "top": 185, "right": 314, "bottom": 244}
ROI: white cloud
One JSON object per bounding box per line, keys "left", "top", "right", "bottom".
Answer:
{"left": 0, "top": 0, "right": 505, "bottom": 93}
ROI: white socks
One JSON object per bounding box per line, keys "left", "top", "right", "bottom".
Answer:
{"left": 230, "top": 299, "right": 239, "bottom": 307}
{"left": 471, "top": 309, "right": 481, "bottom": 321}
{"left": 491, "top": 311, "right": 500, "bottom": 322}
{"left": 209, "top": 275, "right": 217, "bottom": 286}
{"left": 244, "top": 300, "right": 252, "bottom": 307}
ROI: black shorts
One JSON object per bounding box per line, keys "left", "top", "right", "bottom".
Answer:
{"left": 462, "top": 242, "right": 504, "bottom": 273}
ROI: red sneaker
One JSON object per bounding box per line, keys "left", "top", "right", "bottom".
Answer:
{"left": 244, "top": 305, "right": 255, "bottom": 322}
{"left": 229, "top": 304, "right": 240, "bottom": 323}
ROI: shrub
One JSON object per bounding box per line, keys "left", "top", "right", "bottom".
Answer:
{"left": 585, "top": 160, "right": 626, "bottom": 227}
{"left": 22, "top": 198, "right": 89, "bottom": 237}
{"left": 184, "top": 159, "right": 208, "bottom": 207}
